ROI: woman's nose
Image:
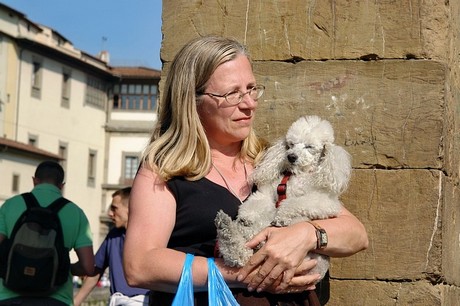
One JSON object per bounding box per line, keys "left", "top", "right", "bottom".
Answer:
{"left": 238, "top": 94, "right": 258, "bottom": 109}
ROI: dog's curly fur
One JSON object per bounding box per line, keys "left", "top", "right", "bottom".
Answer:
{"left": 215, "top": 115, "right": 352, "bottom": 281}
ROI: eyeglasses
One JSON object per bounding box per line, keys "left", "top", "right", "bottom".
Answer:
{"left": 200, "top": 85, "right": 265, "bottom": 106}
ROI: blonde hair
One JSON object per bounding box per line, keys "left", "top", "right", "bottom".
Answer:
{"left": 142, "top": 36, "right": 267, "bottom": 181}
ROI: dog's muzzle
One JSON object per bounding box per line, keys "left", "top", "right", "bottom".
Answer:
{"left": 287, "top": 153, "right": 297, "bottom": 164}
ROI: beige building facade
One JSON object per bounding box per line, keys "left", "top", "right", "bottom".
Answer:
{"left": 0, "top": 3, "right": 160, "bottom": 253}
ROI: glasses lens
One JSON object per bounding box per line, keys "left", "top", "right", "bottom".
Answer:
{"left": 225, "top": 91, "right": 240, "bottom": 105}
{"left": 224, "top": 86, "right": 265, "bottom": 105}
{"left": 250, "top": 86, "right": 264, "bottom": 100}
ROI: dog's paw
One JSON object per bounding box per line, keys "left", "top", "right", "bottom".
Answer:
{"left": 224, "top": 257, "right": 245, "bottom": 268}
{"left": 271, "top": 217, "right": 288, "bottom": 227}
{"left": 223, "top": 247, "right": 253, "bottom": 267}
{"left": 238, "top": 217, "right": 254, "bottom": 227}
{"left": 215, "top": 210, "right": 232, "bottom": 229}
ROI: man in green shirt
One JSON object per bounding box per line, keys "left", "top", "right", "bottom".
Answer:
{"left": 0, "top": 161, "right": 95, "bottom": 305}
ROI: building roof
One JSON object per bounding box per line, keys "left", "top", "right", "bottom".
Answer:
{"left": 0, "top": 138, "right": 62, "bottom": 160}
{"left": 111, "top": 66, "right": 161, "bottom": 79}
{"left": 0, "top": 3, "right": 42, "bottom": 32}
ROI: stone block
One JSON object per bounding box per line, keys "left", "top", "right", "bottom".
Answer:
{"left": 161, "top": 0, "right": 448, "bottom": 62}
{"left": 333, "top": 169, "right": 441, "bottom": 280}
{"left": 328, "top": 280, "right": 441, "bottom": 306}
{"left": 252, "top": 60, "right": 445, "bottom": 169}
{"left": 442, "top": 284, "right": 460, "bottom": 306}
{"left": 442, "top": 179, "right": 460, "bottom": 286}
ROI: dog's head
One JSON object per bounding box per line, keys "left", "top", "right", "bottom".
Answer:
{"left": 252, "top": 115, "right": 351, "bottom": 194}
{"left": 283, "top": 115, "right": 335, "bottom": 174}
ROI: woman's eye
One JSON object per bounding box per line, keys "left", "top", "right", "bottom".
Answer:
{"left": 226, "top": 91, "right": 239, "bottom": 98}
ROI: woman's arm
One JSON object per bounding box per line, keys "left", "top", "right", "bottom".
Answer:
{"left": 124, "top": 167, "right": 239, "bottom": 292}
{"left": 123, "top": 167, "right": 200, "bottom": 292}
{"left": 238, "top": 205, "right": 368, "bottom": 292}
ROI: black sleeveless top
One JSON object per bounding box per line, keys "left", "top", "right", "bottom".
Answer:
{"left": 166, "top": 176, "right": 240, "bottom": 256}
{"left": 150, "top": 177, "right": 329, "bottom": 306}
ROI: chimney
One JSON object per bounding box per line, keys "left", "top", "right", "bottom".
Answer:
{"left": 99, "top": 50, "right": 110, "bottom": 64}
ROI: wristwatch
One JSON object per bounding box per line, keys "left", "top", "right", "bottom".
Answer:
{"left": 307, "top": 221, "right": 328, "bottom": 249}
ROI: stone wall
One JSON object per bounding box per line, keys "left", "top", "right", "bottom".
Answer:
{"left": 161, "top": 1, "right": 460, "bottom": 304}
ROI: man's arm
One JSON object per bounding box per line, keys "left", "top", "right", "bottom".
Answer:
{"left": 73, "top": 268, "right": 103, "bottom": 306}
{"left": 71, "top": 246, "right": 95, "bottom": 276}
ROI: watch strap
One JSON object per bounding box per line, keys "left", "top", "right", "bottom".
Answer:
{"left": 306, "top": 221, "right": 328, "bottom": 249}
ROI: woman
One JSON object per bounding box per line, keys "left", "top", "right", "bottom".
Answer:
{"left": 123, "top": 35, "right": 368, "bottom": 305}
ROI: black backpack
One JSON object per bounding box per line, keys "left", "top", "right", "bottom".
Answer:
{"left": 0, "top": 192, "right": 71, "bottom": 295}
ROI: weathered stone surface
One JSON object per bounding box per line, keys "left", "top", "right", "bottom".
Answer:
{"left": 442, "top": 179, "right": 460, "bottom": 286}
{"left": 162, "top": 0, "right": 449, "bottom": 63}
{"left": 333, "top": 169, "right": 441, "bottom": 280}
{"left": 252, "top": 60, "right": 445, "bottom": 169}
{"left": 442, "top": 284, "right": 460, "bottom": 306}
{"left": 162, "top": 1, "right": 460, "bottom": 304}
{"left": 328, "top": 280, "right": 442, "bottom": 306}
{"left": 445, "top": 1, "right": 460, "bottom": 183}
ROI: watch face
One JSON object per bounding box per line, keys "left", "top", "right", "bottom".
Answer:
{"left": 318, "top": 229, "right": 328, "bottom": 247}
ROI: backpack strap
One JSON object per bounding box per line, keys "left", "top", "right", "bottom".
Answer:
{"left": 48, "top": 197, "right": 70, "bottom": 213}
{"left": 21, "top": 192, "right": 40, "bottom": 209}
{"left": 21, "top": 192, "right": 69, "bottom": 212}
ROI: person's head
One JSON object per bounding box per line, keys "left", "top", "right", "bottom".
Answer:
{"left": 108, "top": 187, "right": 131, "bottom": 229}
{"left": 144, "top": 35, "right": 267, "bottom": 180}
{"left": 33, "top": 161, "right": 65, "bottom": 189}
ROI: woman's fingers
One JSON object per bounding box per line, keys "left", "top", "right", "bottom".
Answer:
{"left": 249, "top": 256, "right": 285, "bottom": 292}
{"left": 277, "top": 258, "right": 318, "bottom": 290}
{"left": 237, "top": 223, "right": 320, "bottom": 293}
{"left": 244, "top": 227, "right": 270, "bottom": 249}
{"left": 237, "top": 247, "right": 268, "bottom": 282}
{"left": 276, "top": 272, "right": 321, "bottom": 292}
{"left": 244, "top": 248, "right": 318, "bottom": 292}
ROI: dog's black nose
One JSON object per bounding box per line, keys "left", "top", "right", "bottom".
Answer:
{"left": 287, "top": 154, "right": 297, "bottom": 163}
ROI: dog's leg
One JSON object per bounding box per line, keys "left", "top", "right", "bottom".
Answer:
{"left": 215, "top": 210, "right": 255, "bottom": 267}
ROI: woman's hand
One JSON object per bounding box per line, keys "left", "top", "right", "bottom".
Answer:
{"left": 237, "top": 222, "right": 318, "bottom": 292}
{"left": 269, "top": 259, "right": 320, "bottom": 294}
{"left": 236, "top": 205, "right": 369, "bottom": 293}
{"left": 237, "top": 256, "right": 319, "bottom": 294}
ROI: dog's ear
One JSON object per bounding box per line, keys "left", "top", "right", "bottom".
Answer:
{"left": 315, "top": 143, "right": 352, "bottom": 194}
{"left": 251, "top": 139, "right": 286, "bottom": 185}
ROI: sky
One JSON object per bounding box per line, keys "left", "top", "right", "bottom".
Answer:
{"left": 1, "top": 0, "right": 163, "bottom": 69}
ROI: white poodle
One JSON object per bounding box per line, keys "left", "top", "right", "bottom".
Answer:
{"left": 215, "top": 115, "right": 352, "bottom": 281}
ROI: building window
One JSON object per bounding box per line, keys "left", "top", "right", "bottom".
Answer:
{"left": 28, "top": 134, "right": 38, "bottom": 147}
{"left": 87, "top": 149, "right": 97, "bottom": 187}
{"left": 61, "top": 69, "right": 71, "bottom": 107}
{"left": 31, "top": 59, "right": 43, "bottom": 98}
{"left": 85, "top": 76, "right": 106, "bottom": 110}
{"left": 122, "top": 153, "right": 139, "bottom": 185}
{"left": 113, "top": 84, "right": 157, "bottom": 110}
{"left": 59, "top": 142, "right": 68, "bottom": 172}
{"left": 12, "top": 174, "right": 20, "bottom": 193}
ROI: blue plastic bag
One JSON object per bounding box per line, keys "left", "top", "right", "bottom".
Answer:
{"left": 207, "top": 258, "right": 240, "bottom": 306}
{"left": 172, "top": 253, "right": 195, "bottom": 306}
{"left": 172, "top": 255, "right": 240, "bottom": 306}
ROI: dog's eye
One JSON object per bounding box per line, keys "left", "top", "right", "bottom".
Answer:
{"left": 304, "top": 144, "right": 314, "bottom": 149}
{"left": 285, "top": 142, "right": 293, "bottom": 150}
